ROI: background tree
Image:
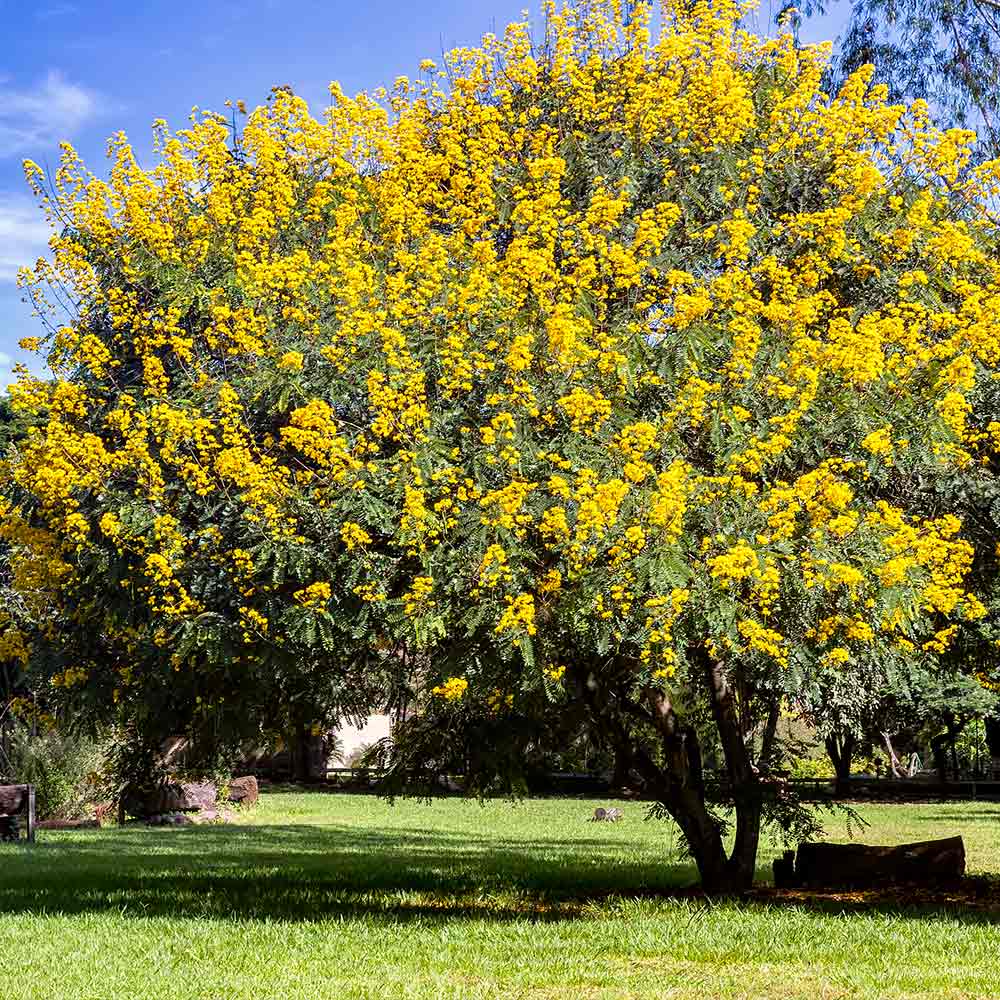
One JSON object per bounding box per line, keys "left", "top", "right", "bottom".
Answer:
{"left": 796, "top": 0, "right": 1000, "bottom": 160}
{"left": 0, "top": 394, "right": 35, "bottom": 719}
{"left": 0, "top": 395, "right": 33, "bottom": 453}
{"left": 803, "top": 658, "right": 996, "bottom": 791}
{"left": 4, "top": 0, "right": 1000, "bottom": 890}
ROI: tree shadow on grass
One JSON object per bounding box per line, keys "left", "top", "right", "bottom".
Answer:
{"left": 0, "top": 823, "right": 693, "bottom": 923}
{"left": 1, "top": 822, "right": 998, "bottom": 925}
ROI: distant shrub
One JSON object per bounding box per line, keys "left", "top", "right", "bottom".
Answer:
{"left": 1, "top": 723, "right": 112, "bottom": 819}
{"left": 788, "top": 756, "right": 835, "bottom": 779}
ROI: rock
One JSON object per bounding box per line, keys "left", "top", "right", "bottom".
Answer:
{"left": 590, "top": 806, "right": 624, "bottom": 822}
{"left": 145, "top": 811, "right": 194, "bottom": 827}
{"left": 227, "top": 775, "right": 259, "bottom": 807}
{"left": 194, "top": 808, "right": 235, "bottom": 824}
{"left": 175, "top": 781, "right": 217, "bottom": 811}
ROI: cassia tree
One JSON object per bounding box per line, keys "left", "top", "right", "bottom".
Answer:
{"left": 4, "top": 0, "right": 1000, "bottom": 889}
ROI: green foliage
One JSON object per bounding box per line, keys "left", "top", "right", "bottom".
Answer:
{"left": 0, "top": 395, "right": 33, "bottom": 454}
{"left": 954, "top": 717, "right": 991, "bottom": 770}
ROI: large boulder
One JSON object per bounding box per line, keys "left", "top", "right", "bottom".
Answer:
{"left": 227, "top": 775, "right": 259, "bottom": 807}
{"left": 175, "top": 781, "right": 218, "bottom": 811}
{"left": 123, "top": 780, "right": 217, "bottom": 817}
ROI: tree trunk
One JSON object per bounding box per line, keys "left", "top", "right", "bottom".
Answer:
{"left": 949, "top": 720, "right": 962, "bottom": 777}
{"left": 882, "top": 731, "right": 906, "bottom": 777}
{"left": 292, "top": 725, "right": 327, "bottom": 782}
{"left": 642, "top": 646, "right": 766, "bottom": 893}
{"left": 931, "top": 731, "right": 949, "bottom": 783}
{"left": 701, "top": 648, "right": 763, "bottom": 891}
{"left": 630, "top": 690, "right": 736, "bottom": 891}
{"left": 985, "top": 718, "right": 1000, "bottom": 759}
{"left": 758, "top": 704, "right": 780, "bottom": 771}
{"left": 825, "top": 732, "right": 855, "bottom": 796}
{"left": 575, "top": 651, "right": 764, "bottom": 894}
{"left": 610, "top": 746, "right": 631, "bottom": 790}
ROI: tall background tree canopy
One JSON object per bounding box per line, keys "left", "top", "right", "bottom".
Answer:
{"left": 2, "top": 0, "right": 1000, "bottom": 888}
{"left": 800, "top": 0, "right": 1000, "bottom": 160}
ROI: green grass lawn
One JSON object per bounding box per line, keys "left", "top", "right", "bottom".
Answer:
{"left": 1, "top": 792, "right": 999, "bottom": 999}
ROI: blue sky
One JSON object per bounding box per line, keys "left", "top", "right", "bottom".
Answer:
{"left": 0, "top": 0, "right": 847, "bottom": 387}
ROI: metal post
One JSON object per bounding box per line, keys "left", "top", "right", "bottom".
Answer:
{"left": 25, "top": 784, "right": 35, "bottom": 843}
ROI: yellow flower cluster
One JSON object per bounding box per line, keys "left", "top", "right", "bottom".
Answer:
{"left": 340, "top": 522, "right": 372, "bottom": 551}
{"left": 51, "top": 665, "right": 89, "bottom": 688}
{"left": 642, "top": 588, "right": 690, "bottom": 672}
{"left": 737, "top": 619, "right": 788, "bottom": 668}
{"left": 294, "top": 581, "right": 332, "bottom": 608}
{"left": 486, "top": 688, "right": 514, "bottom": 713}
{"left": 557, "top": 388, "right": 612, "bottom": 434}
{"left": 495, "top": 593, "right": 537, "bottom": 636}
{"left": 403, "top": 576, "right": 434, "bottom": 616}
{"left": 431, "top": 676, "right": 468, "bottom": 701}
{"left": 278, "top": 351, "right": 304, "bottom": 371}
{"left": 478, "top": 544, "right": 512, "bottom": 588}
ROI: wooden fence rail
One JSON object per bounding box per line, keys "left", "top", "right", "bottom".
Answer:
{"left": 234, "top": 766, "right": 1000, "bottom": 802}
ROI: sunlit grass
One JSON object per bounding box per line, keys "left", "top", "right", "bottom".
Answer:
{"left": 0, "top": 793, "right": 998, "bottom": 998}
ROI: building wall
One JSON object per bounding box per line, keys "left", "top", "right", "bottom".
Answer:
{"left": 334, "top": 714, "right": 392, "bottom": 763}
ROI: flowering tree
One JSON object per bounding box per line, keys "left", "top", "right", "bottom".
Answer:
{"left": 4, "top": 0, "right": 1000, "bottom": 889}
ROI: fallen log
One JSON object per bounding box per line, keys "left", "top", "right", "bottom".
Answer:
{"left": 796, "top": 836, "right": 965, "bottom": 888}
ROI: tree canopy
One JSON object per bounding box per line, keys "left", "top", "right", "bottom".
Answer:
{"left": 3, "top": 0, "right": 1000, "bottom": 889}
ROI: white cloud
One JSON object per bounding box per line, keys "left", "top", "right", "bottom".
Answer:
{"left": 0, "top": 71, "right": 98, "bottom": 159}
{"left": 0, "top": 194, "right": 51, "bottom": 282}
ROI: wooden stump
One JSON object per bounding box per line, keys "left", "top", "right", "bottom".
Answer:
{"left": 0, "top": 785, "right": 26, "bottom": 815}
{"left": 773, "top": 850, "right": 797, "bottom": 888}
{"left": 0, "top": 785, "right": 35, "bottom": 843}
{"left": 795, "top": 836, "right": 965, "bottom": 888}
